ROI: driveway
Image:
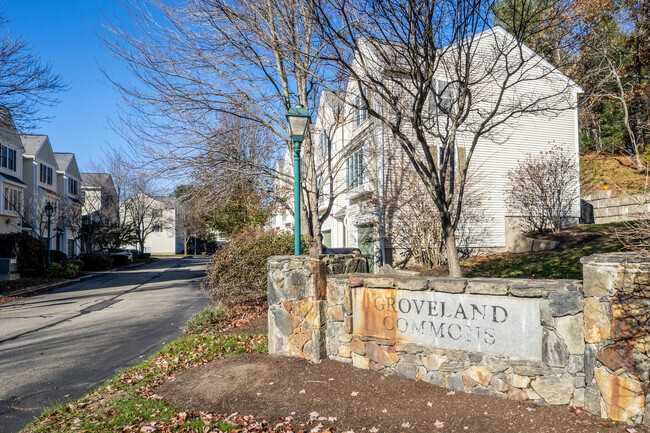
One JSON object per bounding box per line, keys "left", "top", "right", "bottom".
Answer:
{"left": 0, "top": 257, "right": 210, "bottom": 433}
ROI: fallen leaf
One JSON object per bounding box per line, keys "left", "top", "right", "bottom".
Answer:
{"left": 434, "top": 420, "right": 445, "bottom": 429}
{"left": 401, "top": 421, "right": 411, "bottom": 428}
{"left": 300, "top": 389, "right": 306, "bottom": 394}
{"left": 569, "top": 406, "right": 585, "bottom": 414}
{"left": 382, "top": 409, "right": 388, "bottom": 413}
{"left": 369, "top": 428, "right": 379, "bottom": 433}
{"left": 351, "top": 391, "right": 359, "bottom": 396}
{"left": 626, "top": 428, "right": 637, "bottom": 433}
{"left": 446, "top": 391, "right": 455, "bottom": 395}
{"left": 526, "top": 407, "right": 536, "bottom": 412}
{"left": 427, "top": 402, "right": 433, "bottom": 407}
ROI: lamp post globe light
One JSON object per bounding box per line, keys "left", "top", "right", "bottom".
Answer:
{"left": 286, "top": 104, "right": 310, "bottom": 255}
{"left": 44, "top": 201, "right": 54, "bottom": 268}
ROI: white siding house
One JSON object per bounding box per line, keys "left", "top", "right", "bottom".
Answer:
{"left": 122, "top": 195, "right": 182, "bottom": 255}
{"left": 20, "top": 135, "right": 61, "bottom": 252}
{"left": 271, "top": 27, "right": 582, "bottom": 271}
{"left": 0, "top": 113, "right": 26, "bottom": 235}
{"left": 54, "top": 153, "right": 83, "bottom": 256}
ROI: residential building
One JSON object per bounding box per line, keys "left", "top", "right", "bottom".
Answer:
{"left": 80, "top": 172, "right": 118, "bottom": 224}
{"left": 0, "top": 113, "right": 26, "bottom": 235}
{"left": 20, "top": 134, "right": 61, "bottom": 252}
{"left": 122, "top": 195, "right": 183, "bottom": 255}
{"left": 53, "top": 153, "right": 83, "bottom": 257}
{"left": 271, "top": 27, "right": 582, "bottom": 272}
{"left": 80, "top": 172, "right": 119, "bottom": 252}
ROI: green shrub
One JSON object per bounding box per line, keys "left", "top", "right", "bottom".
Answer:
{"left": 0, "top": 232, "right": 46, "bottom": 276}
{"left": 49, "top": 250, "right": 68, "bottom": 264}
{"left": 49, "top": 262, "right": 80, "bottom": 279}
{"left": 204, "top": 229, "right": 296, "bottom": 305}
{"left": 68, "top": 259, "right": 84, "bottom": 270}
{"left": 183, "top": 306, "right": 229, "bottom": 335}
{"left": 77, "top": 252, "right": 114, "bottom": 271}
{"left": 112, "top": 255, "right": 130, "bottom": 267}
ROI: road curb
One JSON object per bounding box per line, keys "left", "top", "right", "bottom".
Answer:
{"left": 0, "top": 258, "right": 162, "bottom": 305}
{"left": 0, "top": 274, "right": 98, "bottom": 305}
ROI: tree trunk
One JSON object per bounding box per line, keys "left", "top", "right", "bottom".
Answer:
{"left": 442, "top": 224, "right": 462, "bottom": 277}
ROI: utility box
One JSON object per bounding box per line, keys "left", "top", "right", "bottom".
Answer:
{"left": 0, "top": 258, "right": 19, "bottom": 281}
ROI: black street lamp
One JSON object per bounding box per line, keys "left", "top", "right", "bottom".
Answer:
{"left": 286, "top": 104, "right": 310, "bottom": 255}
{"left": 44, "top": 201, "right": 54, "bottom": 268}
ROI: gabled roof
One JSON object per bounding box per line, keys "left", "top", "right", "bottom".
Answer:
{"left": 20, "top": 134, "right": 48, "bottom": 156}
{"left": 0, "top": 110, "right": 23, "bottom": 150}
{"left": 81, "top": 172, "right": 114, "bottom": 189}
{"left": 54, "top": 153, "right": 74, "bottom": 171}
{"left": 356, "top": 25, "right": 582, "bottom": 93}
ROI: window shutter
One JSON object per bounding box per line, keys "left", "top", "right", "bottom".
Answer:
{"left": 430, "top": 146, "right": 438, "bottom": 169}
{"left": 458, "top": 147, "right": 467, "bottom": 171}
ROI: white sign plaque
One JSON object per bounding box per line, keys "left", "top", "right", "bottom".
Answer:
{"left": 353, "top": 287, "right": 543, "bottom": 360}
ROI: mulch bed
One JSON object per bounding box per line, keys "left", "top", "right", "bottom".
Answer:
{"left": 157, "top": 308, "right": 645, "bottom": 433}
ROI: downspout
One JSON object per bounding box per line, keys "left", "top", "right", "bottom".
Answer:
{"left": 376, "top": 108, "right": 386, "bottom": 270}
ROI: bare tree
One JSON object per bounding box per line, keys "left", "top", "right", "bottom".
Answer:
{"left": 506, "top": 146, "right": 580, "bottom": 233}
{"left": 311, "top": 0, "right": 577, "bottom": 276}
{"left": 101, "top": 0, "right": 345, "bottom": 252}
{"left": 0, "top": 15, "right": 66, "bottom": 130}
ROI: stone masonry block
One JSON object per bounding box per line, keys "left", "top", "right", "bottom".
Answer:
{"left": 584, "top": 297, "right": 611, "bottom": 343}
{"left": 466, "top": 279, "right": 508, "bottom": 295}
{"left": 395, "top": 278, "right": 428, "bottom": 291}
{"left": 583, "top": 264, "right": 617, "bottom": 297}
{"left": 548, "top": 291, "right": 583, "bottom": 317}
{"left": 428, "top": 278, "right": 467, "bottom": 293}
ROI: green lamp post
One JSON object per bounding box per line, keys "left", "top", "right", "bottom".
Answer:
{"left": 44, "top": 201, "right": 54, "bottom": 269}
{"left": 286, "top": 104, "right": 310, "bottom": 255}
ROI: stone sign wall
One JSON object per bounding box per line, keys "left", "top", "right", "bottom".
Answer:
{"left": 268, "top": 253, "right": 650, "bottom": 424}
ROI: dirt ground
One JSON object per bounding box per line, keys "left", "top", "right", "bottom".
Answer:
{"left": 157, "top": 312, "right": 647, "bottom": 433}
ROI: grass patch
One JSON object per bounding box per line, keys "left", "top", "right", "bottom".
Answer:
{"left": 463, "top": 223, "right": 625, "bottom": 279}
{"left": 183, "top": 305, "right": 229, "bottom": 335}
{"left": 0, "top": 277, "right": 66, "bottom": 298}
{"left": 22, "top": 310, "right": 268, "bottom": 433}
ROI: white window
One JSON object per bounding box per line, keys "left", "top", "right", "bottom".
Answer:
{"left": 1, "top": 145, "right": 16, "bottom": 171}
{"left": 429, "top": 79, "right": 459, "bottom": 116}
{"left": 354, "top": 89, "right": 367, "bottom": 127}
{"left": 346, "top": 151, "right": 364, "bottom": 188}
{"left": 68, "top": 178, "right": 78, "bottom": 195}
{"left": 152, "top": 209, "right": 163, "bottom": 218}
{"left": 39, "top": 163, "right": 53, "bottom": 185}
{"left": 3, "top": 186, "right": 21, "bottom": 212}
{"left": 317, "top": 176, "right": 325, "bottom": 204}
{"left": 319, "top": 133, "right": 329, "bottom": 158}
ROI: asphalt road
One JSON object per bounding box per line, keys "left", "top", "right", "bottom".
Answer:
{"left": 0, "top": 257, "right": 211, "bottom": 433}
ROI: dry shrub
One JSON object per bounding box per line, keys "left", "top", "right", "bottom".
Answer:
{"left": 506, "top": 146, "right": 580, "bottom": 233}
{"left": 203, "top": 229, "right": 296, "bottom": 305}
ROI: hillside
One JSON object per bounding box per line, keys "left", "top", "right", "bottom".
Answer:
{"left": 580, "top": 153, "right": 649, "bottom": 196}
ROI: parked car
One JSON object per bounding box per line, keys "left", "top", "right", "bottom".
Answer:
{"left": 103, "top": 248, "right": 133, "bottom": 263}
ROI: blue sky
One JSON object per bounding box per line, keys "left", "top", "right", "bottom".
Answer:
{"left": 2, "top": 0, "right": 127, "bottom": 171}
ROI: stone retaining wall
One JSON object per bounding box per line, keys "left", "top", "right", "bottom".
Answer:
{"left": 268, "top": 253, "right": 650, "bottom": 424}
{"left": 582, "top": 190, "right": 650, "bottom": 224}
